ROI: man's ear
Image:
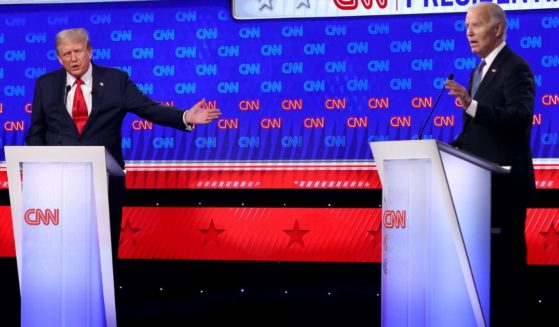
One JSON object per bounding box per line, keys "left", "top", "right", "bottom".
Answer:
{"left": 495, "top": 21, "right": 504, "bottom": 39}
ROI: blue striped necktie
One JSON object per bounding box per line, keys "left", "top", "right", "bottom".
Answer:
{"left": 471, "top": 59, "right": 486, "bottom": 98}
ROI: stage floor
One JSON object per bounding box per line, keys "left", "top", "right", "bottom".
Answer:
{"left": 1, "top": 259, "right": 557, "bottom": 326}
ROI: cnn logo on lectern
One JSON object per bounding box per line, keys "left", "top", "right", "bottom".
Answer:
{"left": 24, "top": 208, "right": 60, "bottom": 226}
{"left": 383, "top": 210, "right": 406, "bottom": 229}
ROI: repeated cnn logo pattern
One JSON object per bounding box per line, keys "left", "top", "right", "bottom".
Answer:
{"left": 0, "top": 1, "right": 558, "bottom": 163}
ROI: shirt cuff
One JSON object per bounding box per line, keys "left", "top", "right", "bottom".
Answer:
{"left": 182, "top": 110, "right": 195, "bottom": 131}
{"left": 465, "top": 100, "right": 478, "bottom": 118}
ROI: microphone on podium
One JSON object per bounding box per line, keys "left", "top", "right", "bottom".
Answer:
{"left": 418, "top": 73, "right": 454, "bottom": 140}
{"left": 63, "top": 84, "right": 72, "bottom": 106}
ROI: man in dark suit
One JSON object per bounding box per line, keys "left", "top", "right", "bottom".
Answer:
{"left": 445, "top": 3, "right": 535, "bottom": 326}
{"left": 25, "top": 27, "right": 221, "bottom": 282}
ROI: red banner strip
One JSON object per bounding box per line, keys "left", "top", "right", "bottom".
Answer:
{"left": 1, "top": 164, "right": 558, "bottom": 190}
{"left": 117, "top": 207, "right": 381, "bottom": 262}
{"left": 2, "top": 206, "right": 558, "bottom": 264}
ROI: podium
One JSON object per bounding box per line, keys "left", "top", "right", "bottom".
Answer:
{"left": 370, "top": 140, "right": 508, "bottom": 327}
{"left": 5, "top": 146, "right": 124, "bottom": 327}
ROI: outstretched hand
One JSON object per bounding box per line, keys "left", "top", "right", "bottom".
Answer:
{"left": 185, "top": 99, "right": 222, "bottom": 124}
{"left": 444, "top": 79, "right": 471, "bottom": 109}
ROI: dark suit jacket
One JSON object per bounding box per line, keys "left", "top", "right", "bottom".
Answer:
{"left": 26, "top": 64, "right": 188, "bottom": 168}
{"left": 452, "top": 45, "right": 536, "bottom": 204}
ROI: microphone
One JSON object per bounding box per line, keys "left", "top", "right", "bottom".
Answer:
{"left": 64, "top": 84, "right": 72, "bottom": 106}
{"left": 418, "top": 73, "right": 454, "bottom": 140}
{"left": 59, "top": 84, "right": 72, "bottom": 145}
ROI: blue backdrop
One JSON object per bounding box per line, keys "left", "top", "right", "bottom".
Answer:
{"left": 0, "top": 0, "right": 557, "bottom": 162}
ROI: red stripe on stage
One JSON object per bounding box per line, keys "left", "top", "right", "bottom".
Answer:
{"left": 0, "top": 171, "right": 7, "bottom": 189}
{"left": 125, "top": 164, "right": 556, "bottom": 189}
{"left": 534, "top": 169, "right": 559, "bottom": 189}
{"left": 125, "top": 169, "right": 381, "bottom": 189}
{"left": 526, "top": 208, "right": 559, "bottom": 265}
{"left": 1, "top": 207, "right": 558, "bottom": 265}
{"left": 118, "top": 207, "right": 382, "bottom": 262}
{"left": 1, "top": 164, "right": 558, "bottom": 190}
{"left": 0, "top": 207, "right": 15, "bottom": 257}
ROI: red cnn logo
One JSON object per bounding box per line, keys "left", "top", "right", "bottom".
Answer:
{"left": 24, "top": 209, "right": 60, "bottom": 226}
{"left": 333, "top": 0, "right": 388, "bottom": 10}
{"left": 25, "top": 103, "right": 33, "bottom": 114}
{"left": 383, "top": 210, "right": 406, "bottom": 229}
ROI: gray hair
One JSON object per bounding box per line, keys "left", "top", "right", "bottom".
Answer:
{"left": 55, "top": 28, "right": 91, "bottom": 53}
{"left": 471, "top": 3, "right": 508, "bottom": 38}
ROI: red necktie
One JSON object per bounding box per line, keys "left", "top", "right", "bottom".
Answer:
{"left": 72, "top": 78, "right": 88, "bottom": 134}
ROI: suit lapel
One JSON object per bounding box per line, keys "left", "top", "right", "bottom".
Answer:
{"left": 82, "top": 65, "right": 105, "bottom": 134}
{"left": 56, "top": 69, "right": 67, "bottom": 106}
{"left": 56, "top": 69, "right": 79, "bottom": 133}
{"left": 473, "top": 46, "right": 510, "bottom": 100}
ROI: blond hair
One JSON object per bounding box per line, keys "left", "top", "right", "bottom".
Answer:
{"left": 55, "top": 28, "right": 91, "bottom": 54}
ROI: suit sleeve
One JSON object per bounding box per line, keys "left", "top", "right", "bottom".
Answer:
{"left": 474, "top": 61, "right": 535, "bottom": 131}
{"left": 120, "top": 73, "right": 187, "bottom": 130}
{"left": 25, "top": 79, "right": 47, "bottom": 145}
{"left": 450, "top": 127, "right": 463, "bottom": 148}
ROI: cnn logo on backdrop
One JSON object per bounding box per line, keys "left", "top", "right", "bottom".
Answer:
{"left": 333, "top": 0, "right": 388, "bottom": 10}
{"left": 24, "top": 208, "right": 60, "bottom": 226}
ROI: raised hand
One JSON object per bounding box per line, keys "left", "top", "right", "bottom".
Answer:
{"left": 185, "top": 98, "right": 222, "bottom": 124}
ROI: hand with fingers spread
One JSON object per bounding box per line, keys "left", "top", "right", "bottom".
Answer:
{"left": 444, "top": 79, "right": 471, "bottom": 109}
{"left": 185, "top": 99, "right": 222, "bottom": 125}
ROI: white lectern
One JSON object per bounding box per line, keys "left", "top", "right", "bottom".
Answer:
{"left": 5, "top": 146, "right": 124, "bottom": 327}
{"left": 370, "top": 140, "right": 508, "bottom": 327}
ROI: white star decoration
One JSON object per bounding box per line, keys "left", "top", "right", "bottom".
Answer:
{"left": 258, "top": 0, "right": 273, "bottom": 10}
{"left": 297, "top": 0, "right": 310, "bottom": 8}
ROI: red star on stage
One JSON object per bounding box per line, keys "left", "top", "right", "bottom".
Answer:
{"left": 367, "top": 219, "right": 382, "bottom": 237}
{"left": 367, "top": 218, "right": 382, "bottom": 248}
{"left": 283, "top": 220, "right": 310, "bottom": 248}
{"left": 539, "top": 221, "right": 559, "bottom": 250}
{"left": 199, "top": 219, "right": 225, "bottom": 246}
{"left": 119, "top": 218, "right": 142, "bottom": 246}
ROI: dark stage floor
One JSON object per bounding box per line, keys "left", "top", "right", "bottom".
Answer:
{"left": 1, "top": 259, "right": 557, "bottom": 326}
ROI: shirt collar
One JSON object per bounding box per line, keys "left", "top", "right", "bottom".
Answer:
{"left": 66, "top": 62, "right": 93, "bottom": 87}
{"left": 482, "top": 42, "right": 506, "bottom": 69}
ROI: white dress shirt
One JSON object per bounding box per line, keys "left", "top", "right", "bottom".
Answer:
{"left": 65, "top": 64, "right": 93, "bottom": 116}
{"left": 465, "top": 42, "right": 506, "bottom": 118}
